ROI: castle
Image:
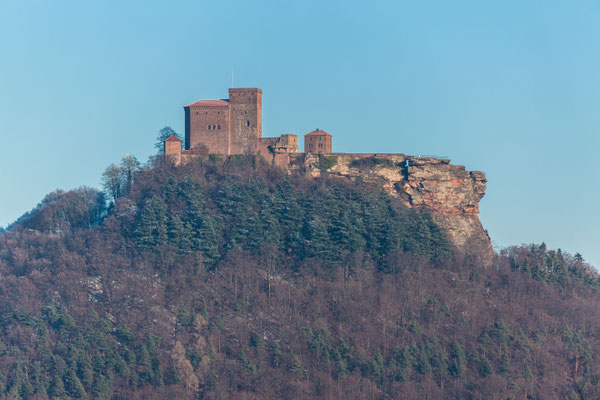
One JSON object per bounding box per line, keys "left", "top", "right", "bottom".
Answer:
{"left": 163, "top": 87, "right": 492, "bottom": 260}
{"left": 164, "top": 88, "right": 332, "bottom": 165}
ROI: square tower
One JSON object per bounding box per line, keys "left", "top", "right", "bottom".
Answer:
{"left": 164, "top": 135, "right": 183, "bottom": 165}
{"left": 304, "top": 129, "right": 332, "bottom": 154}
{"left": 184, "top": 100, "right": 231, "bottom": 154}
{"left": 228, "top": 88, "right": 262, "bottom": 154}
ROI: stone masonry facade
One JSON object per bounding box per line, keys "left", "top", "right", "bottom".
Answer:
{"left": 167, "top": 88, "right": 314, "bottom": 167}
{"left": 304, "top": 129, "right": 332, "bottom": 154}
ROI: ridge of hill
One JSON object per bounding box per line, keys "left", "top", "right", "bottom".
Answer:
{"left": 0, "top": 156, "right": 599, "bottom": 399}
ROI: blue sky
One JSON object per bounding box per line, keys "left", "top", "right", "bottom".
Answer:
{"left": 1, "top": 0, "right": 599, "bottom": 267}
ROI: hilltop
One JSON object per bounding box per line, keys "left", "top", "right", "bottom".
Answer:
{"left": 0, "top": 156, "right": 599, "bottom": 399}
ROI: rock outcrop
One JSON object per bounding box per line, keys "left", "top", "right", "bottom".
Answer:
{"left": 289, "top": 153, "right": 492, "bottom": 261}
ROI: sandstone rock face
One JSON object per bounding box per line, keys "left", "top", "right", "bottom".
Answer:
{"left": 288, "top": 153, "right": 493, "bottom": 261}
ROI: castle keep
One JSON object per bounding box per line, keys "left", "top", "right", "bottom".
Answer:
{"left": 166, "top": 88, "right": 323, "bottom": 165}
{"left": 185, "top": 88, "right": 262, "bottom": 155}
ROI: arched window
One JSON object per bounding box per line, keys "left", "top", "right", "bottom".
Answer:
{"left": 212, "top": 125, "right": 216, "bottom": 130}
{"left": 208, "top": 125, "right": 211, "bottom": 130}
{"left": 247, "top": 121, "right": 250, "bottom": 127}
{"left": 217, "top": 125, "right": 221, "bottom": 130}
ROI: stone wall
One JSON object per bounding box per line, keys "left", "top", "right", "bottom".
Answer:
{"left": 185, "top": 104, "right": 230, "bottom": 153}
{"left": 257, "top": 134, "right": 299, "bottom": 168}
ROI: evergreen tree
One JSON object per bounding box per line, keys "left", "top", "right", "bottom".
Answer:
{"left": 92, "top": 374, "right": 113, "bottom": 400}
{"left": 77, "top": 351, "right": 94, "bottom": 388}
{"left": 275, "top": 177, "right": 304, "bottom": 231}
{"left": 301, "top": 216, "right": 332, "bottom": 263}
{"left": 30, "top": 361, "right": 49, "bottom": 397}
{"left": 448, "top": 341, "right": 467, "bottom": 378}
{"left": 413, "top": 345, "right": 432, "bottom": 375}
{"left": 7, "top": 361, "right": 31, "bottom": 399}
{"left": 48, "top": 374, "right": 67, "bottom": 398}
{"left": 168, "top": 214, "right": 194, "bottom": 252}
{"left": 479, "top": 353, "right": 493, "bottom": 377}
{"left": 329, "top": 207, "right": 366, "bottom": 255}
{"left": 64, "top": 368, "right": 87, "bottom": 398}
{"left": 155, "top": 126, "right": 182, "bottom": 153}
{"left": 135, "top": 195, "right": 168, "bottom": 248}
{"left": 426, "top": 337, "right": 448, "bottom": 379}
{"left": 498, "top": 346, "right": 511, "bottom": 374}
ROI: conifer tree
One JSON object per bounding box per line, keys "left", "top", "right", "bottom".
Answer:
{"left": 135, "top": 195, "right": 168, "bottom": 248}
{"left": 196, "top": 215, "right": 221, "bottom": 264}
{"left": 155, "top": 126, "right": 182, "bottom": 153}
{"left": 301, "top": 216, "right": 332, "bottom": 264}
{"left": 92, "top": 374, "right": 113, "bottom": 400}
{"left": 479, "top": 352, "right": 493, "bottom": 377}
{"left": 77, "top": 351, "right": 94, "bottom": 388}
{"left": 448, "top": 342, "right": 466, "bottom": 378}
{"left": 168, "top": 214, "right": 194, "bottom": 252}
{"left": 64, "top": 368, "right": 87, "bottom": 398}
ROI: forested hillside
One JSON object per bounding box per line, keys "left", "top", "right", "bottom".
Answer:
{"left": 1, "top": 156, "right": 599, "bottom": 399}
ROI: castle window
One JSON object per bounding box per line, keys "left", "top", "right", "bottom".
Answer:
{"left": 212, "top": 125, "right": 216, "bottom": 130}
{"left": 217, "top": 125, "right": 221, "bottom": 130}
{"left": 196, "top": 112, "right": 198, "bottom": 115}
{"left": 247, "top": 121, "right": 250, "bottom": 127}
{"left": 208, "top": 125, "right": 211, "bottom": 130}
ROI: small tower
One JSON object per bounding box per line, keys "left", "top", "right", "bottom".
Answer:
{"left": 164, "top": 135, "right": 182, "bottom": 165}
{"left": 304, "top": 129, "right": 332, "bottom": 154}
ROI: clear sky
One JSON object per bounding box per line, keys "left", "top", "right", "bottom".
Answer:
{"left": 1, "top": 1, "right": 599, "bottom": 267}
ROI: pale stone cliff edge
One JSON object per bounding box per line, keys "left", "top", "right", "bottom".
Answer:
{"left": 288, "top": 153, "right": 493, "bottom": 261}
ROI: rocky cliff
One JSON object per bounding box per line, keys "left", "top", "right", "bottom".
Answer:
{"left": 289, "top": 153, "right": 492, "bottom": 260}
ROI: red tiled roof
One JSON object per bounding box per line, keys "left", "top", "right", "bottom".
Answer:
{"left": 185, "top": 99, "right": 230, "bottom": 107}
{"left": 305, "top": 129, "right": 332, "bottom": 137}
{"left": 165, "top": 135, "right": 182, "bottom": 142}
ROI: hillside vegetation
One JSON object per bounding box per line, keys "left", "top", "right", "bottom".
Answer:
{"left": 1, "top": 156, "right": 599, "bottom": 399}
